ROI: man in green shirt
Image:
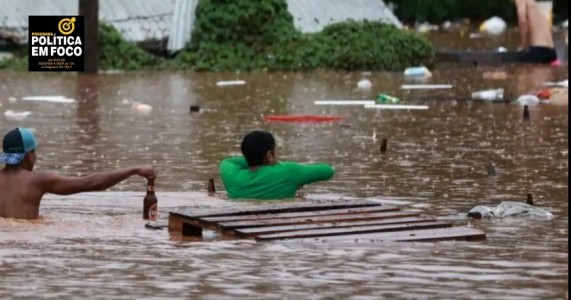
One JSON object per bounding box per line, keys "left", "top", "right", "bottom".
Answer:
{"left": 219, "top": 131, "right": 335, "bottom": 200}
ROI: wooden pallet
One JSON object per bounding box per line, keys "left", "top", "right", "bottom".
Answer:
{"left": 168, "top": 200, "right": 486, "bottom": 242}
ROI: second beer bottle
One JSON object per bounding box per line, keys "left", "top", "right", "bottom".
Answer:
{"left": 143, "top": 178, "right": 158, "bottom": 221}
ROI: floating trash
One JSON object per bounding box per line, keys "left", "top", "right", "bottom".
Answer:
{"left": 401, "top": 84, "right": 452, "bottom": 90}
{"left": 216, "top": 80, "right": 246, "bottom": 87}
{"left": 479, "top": 16, "right": 507, "bottom": 36}
{"left": 516, "top": 94, "right": 540, "bottom": 106}
{"left": 364, "top": 104, "right": 429, "bottom": 110}
{"left": 376, "top": 93, "right": 400, "bottom": 104}
{"left": 543, "top": 80, "right": 568, "bottom": 88}
{"left": 404, "top": 66, "right": 432, "bottom": 78}
{"left": 314, "top": 100, "right": 375, "bottom": 106}
{"left": 468, "top": 202, "right": 553, "bottom": 219}
{"left": 471, "top": 88, "right": 504, "bottom": 101}
{"left": 131, "top": 103, "right": 153, "bottom": 115}
{"left": 190, "top": 105, "right": 201, "bottom": 113}
{"left": 4, "top": 110, "right": 32, "bottom": 120}
{"left": 21, "top": 96, "right": 76, "bottom": 103}
{"left": 357, "top": 79, "right": 373, "bottom": 89}
{"left": 8, "top": 96, "right": 17, "bottom": 103}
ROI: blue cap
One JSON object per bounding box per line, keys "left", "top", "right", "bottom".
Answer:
{"left": 0, "top": 128, "right": 37, "bottom": 165}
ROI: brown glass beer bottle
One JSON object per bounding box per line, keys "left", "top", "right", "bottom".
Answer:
{"left": 143, "top": 178, "right": 158, "bottom": 221}
{"left": 208, "top": 178, "right": 216, "bottom": 196}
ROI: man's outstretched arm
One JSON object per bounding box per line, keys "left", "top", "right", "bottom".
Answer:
{"left": 37, "top": 166, "right": 156, "bottom": 195}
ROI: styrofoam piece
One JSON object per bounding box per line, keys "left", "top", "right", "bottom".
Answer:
{"left": 401, "top": 84, "right": 453, "bottom": 90}
{"left": 4, "top": 110, "right": 32, "bottom": 119}
{"left": 216, "top": 80, "right": 246, "bottom": 86}
{"left": 543, "top": 80, "right": 568, "bottom": 88}
{"left": 364, "top": 104, "right": 429, "bottom": 110}
{"left": 21, "top": 96, "right": 76, "bottom": 103}
{"left": 314, "top": 100, "right": 376, "bottom": 106}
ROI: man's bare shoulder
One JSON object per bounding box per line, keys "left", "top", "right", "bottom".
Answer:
{"left": 29, "top": 171, "right": 61, "bottom": 184}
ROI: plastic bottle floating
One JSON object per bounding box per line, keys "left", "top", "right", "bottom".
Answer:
{"left": 376, "top": 93, "right": 400, "bottom": 104}
{"left": 479, "top": 16, "right": 507, "bottom": 36}
{"left": 471, "top": 89, "right": 504, "bottom": 101}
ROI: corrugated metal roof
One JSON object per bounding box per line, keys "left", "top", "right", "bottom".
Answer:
{"left": 167, "top": 0, "right": 198, "bottom": 53}
{"left": 287, "top": 0, "right": 402, "bottom": 32}
{"left": 0, "top": 0, "right": 176, "bottom": 44}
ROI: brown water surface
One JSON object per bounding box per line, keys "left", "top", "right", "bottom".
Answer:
{"left": 0, "top": 61, "right": 568, "bottom": 298}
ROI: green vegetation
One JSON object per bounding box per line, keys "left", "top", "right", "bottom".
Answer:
{"left": 175, "top": 0, "right": 433, "bottom": 71}
{"left": 98, "top": 23, "right": 163, "bottom": 70}
{"left": 0, "top": 0, "right": 435, "bottom": 72}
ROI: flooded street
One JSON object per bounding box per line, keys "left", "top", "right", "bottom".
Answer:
{"left": 0, "top": 63, "right": 568, "bottom": 299}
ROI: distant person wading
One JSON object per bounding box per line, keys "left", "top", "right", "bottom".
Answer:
{"left": 513, "top": 0, "right": 558, "bottom": 64}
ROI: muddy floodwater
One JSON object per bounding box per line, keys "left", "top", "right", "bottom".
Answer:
{"left": 0, "top": 58, "right": 568, "bottom": 299}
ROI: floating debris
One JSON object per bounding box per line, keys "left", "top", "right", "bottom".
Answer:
{"left": 190, "top": 105, "right": 201, "bottom": 113}
{"left": 380, "top": 138, "right": 388, "bottom": 153}
{"left": 401, "top": 84, "right": 452, "bottom": 90}
{"left": 471, "top": 88, "right": 504, "bottom": 101}
{"left": 486, "top": 162, "right": 497, "bottom": 177}
{"left": 357, "top": 79, "right": 373, "bottom": 90}
{"left": 314, "top": 100, "right": 375, "bottom": 106}
{"left": 468, "top": 201, "right": 553, "bottom": 219}
{"left": 131, "top": 103, "right": 153, "bottom": 115}
{"left": 364, "top": 104, "right": 429, "bottom": 110}
{"left": 479, "top": 16, "right": 507, "bottom": 36}
{"left": 543, "top": 80, "right": 568, "bottom": 88}
{"left": 4, "top": 110, "right": 32, "bottom": 120}
{"left": 516, "top": 95, "right": 540, "bottom": 106}
{"left": 21, "top": 96, "right": 76, "bottom": 103}
{"left": 404, "top": 66, "right": 432, "bottom": 78}
{"left": 216, "top": 80, "right": 246, "bottom": 87}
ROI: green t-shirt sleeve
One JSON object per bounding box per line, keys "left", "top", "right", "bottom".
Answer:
{"left": 220, "top": 156, "right": 249, "bottom": 170}
{"left": 284, "top": 162, "right": 335, "bottom": 186}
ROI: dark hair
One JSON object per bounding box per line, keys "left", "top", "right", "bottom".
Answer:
{"left": 241, "top": 131, "right": 276, "bottom": 167}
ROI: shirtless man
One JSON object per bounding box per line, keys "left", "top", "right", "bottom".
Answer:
{"left": 0, "top": 128, "right": 156, "bottom": 220}
{"left": 514, "top": 0, "right": 557, "bottom": 64}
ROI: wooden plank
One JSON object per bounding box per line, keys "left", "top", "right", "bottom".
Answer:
{"left": 289, "top": 227, "right": 486, "bottom": 243}
{"left": 234, "top": 216, "right": 433, "bottom": 237}
{"left": 168, "top": 215, "right": 206, "bottom": 236}
{"left": 218, "top": 211, "right": 420, "bottom": 230}
{"left": 200, "top": 206, "right": 399, "bottom": 223}
{"left": 255, "top": 221, "right": 452, "bottom": 241}
{"left": 170, "top": 200, "right": 381, "bottom": 219}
